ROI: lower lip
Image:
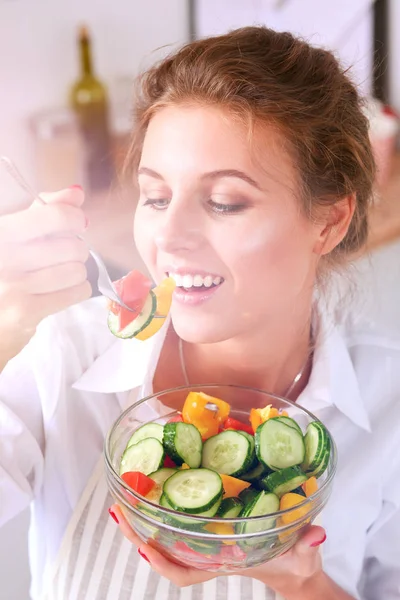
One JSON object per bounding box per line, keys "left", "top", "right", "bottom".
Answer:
{"left": 173, "top": 284, "right": 223, "bottom": 306}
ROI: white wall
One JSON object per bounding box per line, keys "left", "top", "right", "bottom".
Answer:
{"left": 0, "top": 0, "right": 189, "bottom": 197}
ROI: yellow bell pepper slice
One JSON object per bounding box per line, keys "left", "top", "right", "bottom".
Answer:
{"left": 181, "top": 463, "right": 190, "bottom": 470}
{"left": 134, "top": 278, "right": 176, "bottom": 341}
{"left": 182, "top": 392, "right": 230, "bottom": 440}
{"left": 249, "top": 405, "right": 280, "bottom": 433}
{"left": 302, "top": 476, "right": 318, "bottom": 497}
{"left": 204, "top": 522, "right": 236, "bottom": 544}
{"left": 279, "top": 493, "right": 310, "bottom": 525}
{"left": 220, "top": 474, "right": 251, "bottom": 499}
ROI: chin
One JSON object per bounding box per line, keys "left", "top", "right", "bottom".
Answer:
{"left": 171, "top": 311, "right": 232, "bottom": 345}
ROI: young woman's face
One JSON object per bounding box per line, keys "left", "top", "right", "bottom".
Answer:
{"left": 134, "top": 105, "right": 321, "bottom": 343}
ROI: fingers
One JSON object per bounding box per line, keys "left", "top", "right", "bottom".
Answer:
{"left": 2, "top": 237, "right": 90, "bottom": 273}
{"left": 0, "top": 190, "right": 87, "bottom": 244}
{"left": 39, "top": 186, "right": 84, "bottom": 207}
{"left": 24, "top": 262, "right": 88, "bottom": 294}
{"left": 110, "top": 504, "right": 215, "bottom": 588}
{"left": 295, "top": 526, "right": 326, "bottom": 557}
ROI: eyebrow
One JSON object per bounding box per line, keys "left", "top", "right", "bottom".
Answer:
{"left": 138, "top": 167, "right": 262, "bottom": 191}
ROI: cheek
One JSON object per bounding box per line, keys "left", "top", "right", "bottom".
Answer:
{"left": 133, "top": 212, "right": 157, "bottom": 270}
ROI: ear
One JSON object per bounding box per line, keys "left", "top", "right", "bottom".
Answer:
{"left": 313, "top": 194, "right": 356, "bottom": 256}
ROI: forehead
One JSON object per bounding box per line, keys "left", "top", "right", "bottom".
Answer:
{"left": 140, "top": 104, "right": 297, "bottom": 187}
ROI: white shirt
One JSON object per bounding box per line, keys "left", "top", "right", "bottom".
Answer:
{"left": 1, "top": 297, "right": 400, "bottom": 600}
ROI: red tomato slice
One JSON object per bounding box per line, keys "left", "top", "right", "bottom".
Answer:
{"left": 167, "top": 414, "right": 184, "bottom": 424}
{"left": 223, "top": 418, "right": 254, "bottom": 436}
{"left": 121, "top": 471, "right": 155, "bottom": 497}
{"left": 112, "top": 270, "right": 152, "bottom": 331}
{"left": 163, "top": 455, "right": 177, "bottom": 468}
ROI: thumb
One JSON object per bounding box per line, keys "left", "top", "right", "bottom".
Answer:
{"left": 36, "top": 185, "right": 85, "bottom": 209}
{"left": 294, "top": 525, "right": 326, "bottom": 558}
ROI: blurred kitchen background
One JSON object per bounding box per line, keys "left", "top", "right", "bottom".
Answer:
{"left": 1, "top": 1, "right": 400, "bottom": 598}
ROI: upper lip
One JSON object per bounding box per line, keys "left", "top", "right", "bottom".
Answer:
{"left": 164, "top": 267, "right": 223, "bottom": 279}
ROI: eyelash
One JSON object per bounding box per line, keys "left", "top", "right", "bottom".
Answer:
{"left": 143, "top": 198, "right": 246, "bottom": 215}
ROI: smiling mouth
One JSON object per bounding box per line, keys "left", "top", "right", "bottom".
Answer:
{"left": 166, "top": 272, "right": 224, "bottom": 292}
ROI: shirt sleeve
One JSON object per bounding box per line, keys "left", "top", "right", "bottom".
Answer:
{"left": 0, "top": 331, "right": 46, "bottom": 527}
{"left": 358, "top": 471, "right": 400, "bottom": 599}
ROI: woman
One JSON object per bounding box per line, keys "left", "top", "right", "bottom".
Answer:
{"left": 1, "top": 26, "right": 399, "bottom": 600}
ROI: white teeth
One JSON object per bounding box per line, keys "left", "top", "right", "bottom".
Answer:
{"left": 193, "top": 275, "right": 203, "bottom": 287}
{"left": 182, "top": 274, "right": 193, "bottom": 288}
{"left": 168, "top": 272, "right": 223, "bottom": 289}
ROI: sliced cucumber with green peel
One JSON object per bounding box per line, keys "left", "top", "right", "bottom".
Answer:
{"left": 108, "top": 291, "right": 156, "bottom": 339}
{"left": 185, "top": 539, "right": 221, "bottom": 555}
{"left": 255, "top": 419, "right": 305, "bottom": 470}
{"left": 120, "top": 437, "right": 165, "bottom": 476}
{"left": 202, "top": 430, "right": 254, "bottom": 477}
{"left": 127, "top": 423, "right": 164, "bottom": 448}
{"left": 236, "top": 491, "right": 280, "bottom": 535}
{"left": 306, "top": 443, "right": 331, "bottom": 479}
{"left": 146, "top": 468, "right": 177, "bottom": 503}
{"left": 261, "top": 466, "right": 308, "bottom": 498}
{"left": 217, "top": 497, "right": 244, "bottom": 518}
{"left": 271, "top": 416, "right": 303, "bottom": 434}
{"left": 240, "top": 462, "right": 272, "bottom": 486}
{"left": 160, "top": 493, "right": 222, "bottom": 528}
{"left": 163, "top": 422, "right": 202, "bottom": 468}
{"left": 301, "top": 421, "right": 331, "bottom": 473}
{"left": 238, "top": 487, "right": 260, "bottom": 505}
{"left": 163, "top": 468, "right": 223, "bottom": 514}
{"left": 237, "top": 431, "right": 258, "bottom": 469}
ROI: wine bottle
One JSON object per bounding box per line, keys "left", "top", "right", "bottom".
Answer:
{"left": 70, "top": 25, "right": 114, "bottom": 193}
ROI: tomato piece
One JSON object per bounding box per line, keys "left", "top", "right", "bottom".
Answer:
{"left": 112, "top": 270, "right": 152, "bottom": 331}
{"left": 223, "top": 417, "right": 254, "bottom": 435}
{"left": 121, "top": 471, "right": 155, "bottom": 497}
{"left": 167, "top": 414, "right": 184, "bottom": 424}
{"left": 163, "top": 455, "right": 177, "bottom": 468}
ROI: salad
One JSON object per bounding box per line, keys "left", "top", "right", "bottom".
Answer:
{"left": 118, "top": 391, "right": 331, "bottom": 540}
{"left": 107, "top": 270, "right": 175, "bottom": 341}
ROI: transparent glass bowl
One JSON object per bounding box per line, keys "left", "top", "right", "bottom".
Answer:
{"left": 104, "top": 384, "right": 337, "bottom": 572}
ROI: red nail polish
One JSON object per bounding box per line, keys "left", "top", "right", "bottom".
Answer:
{"left": 138, "top": 548, "right": 150, "bottom": 563}
{"left": 310, "top": 533, "right": 327, "bottom": 547}
{"left": 108, "top": 508, "right": 119, "bottom": 524}
{"left": 69, "top": 184, "right": 83, "bottom": 191}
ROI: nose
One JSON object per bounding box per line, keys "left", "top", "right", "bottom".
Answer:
{"left": 154, "top": 199, "right": 204, "bottom": 254}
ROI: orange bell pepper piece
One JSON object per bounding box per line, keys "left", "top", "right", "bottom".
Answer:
{"left": 302, "top": 476, "right": 318, "bottom": 497}
{"left": 249, "top": 405, "right": 280, "bottom": 433}
{"left": 279, "top": 493, "right": 310, "bottom": 525}
{"left": 220, "top": 474, "right": 251, "bottom": 499}
{"left": 182, "top": 392, "right": 230, "bottom": 439}
{"left": 204, "top": 522, "right": 236, "bottom": 544}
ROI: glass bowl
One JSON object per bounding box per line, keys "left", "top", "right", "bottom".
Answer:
{"left": 104, "top": 384, "right": 337, "bottom": 572}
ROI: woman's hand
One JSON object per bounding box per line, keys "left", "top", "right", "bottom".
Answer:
{"left": 0, "top": 187, "right": 91, "bottom": 370}
{"left": 110, "top": 503, "right": 327, "bottom": 598}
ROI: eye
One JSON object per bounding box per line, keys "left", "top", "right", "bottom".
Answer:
{"left": 208, "top": 199, "right": 247, "bottom": 214}
{"left": 143, "top": 198, "right": 170, "bottom": 210}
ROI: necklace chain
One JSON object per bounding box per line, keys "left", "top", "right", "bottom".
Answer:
{"left": 178, "top": 337, "right": 310, "bottom": 398}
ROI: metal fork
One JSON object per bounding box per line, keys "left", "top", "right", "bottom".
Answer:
{"left": 1, "top": 156, "right": 163, "bottom": 315}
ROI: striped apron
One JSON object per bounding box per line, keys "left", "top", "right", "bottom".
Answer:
{"left": 39, "top": 454, "right": 284, "bottom": 600}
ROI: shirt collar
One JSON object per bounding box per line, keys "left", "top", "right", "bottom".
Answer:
{"left": 73, "top": 309, "right": 371, "bottom": 432}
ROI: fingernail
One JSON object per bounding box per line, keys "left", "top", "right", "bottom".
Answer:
{"left": 108, "top": 508, "right": 119, "bottom": 524}
{"left": 138, "top": 548, "right": 150, "bottom": 563}
{"left": 69, "top": 184, "right": 83, "bottom": 191}
{"left": 310, "top": 533, "right": 327, "bottom": 547}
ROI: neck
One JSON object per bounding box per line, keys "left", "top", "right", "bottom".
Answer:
{"left": 181, "top": 304, "right": 313, "bottom": 399}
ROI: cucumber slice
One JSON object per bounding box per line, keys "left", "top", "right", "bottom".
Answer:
{"left": 238, "top": 487, "right": 260, "bottom": 506}
{"left": 306, "top": 443, "right": 331, "bottom": 479}
{"left": 108, "top": 291, "right": 156, "bottom": 339}
{"left": 163, "top": 422, "right": 202, "bottom": 468}
{"left": 217, "top": 497, "right": 244, "bottom": 518}
{"left": 185, "top": 539, "right": 221, "bottom": 555}
{"left": 202, "top": 430, "right": 254, "bottom": 477}
{"left": 271, "top": 416, "right": 302, "bottom": 434}
{"left": 238, "top": 431, "right": 258, "bottom": 469}
{"left": 236, "top": 491, "right": 280, "bottom": 535}
{"left": 127, "top": 423, "right": 164, "bottom": 448}
{"left": 120, "top": 438, "right": 165, "bottom": 476}
{"left": 146, "top": 468, "right": 177, "bottom": 503}
{"left": 261, "top": 466, "right": 308, "bottom": 498}
{"left": 163, "top": 469, "right": 223, "bottom": 514}
{"left": 255, "top": 419, "right": 305, "bottom": 470}
{"left": 301, "top": 422, "right": 330, "bottom": 473}
{"left": 160, "top": 493, "right": 222, "bottom": 527}
{"left": 240, "top": 462, "right": 273, "bottom": 486}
